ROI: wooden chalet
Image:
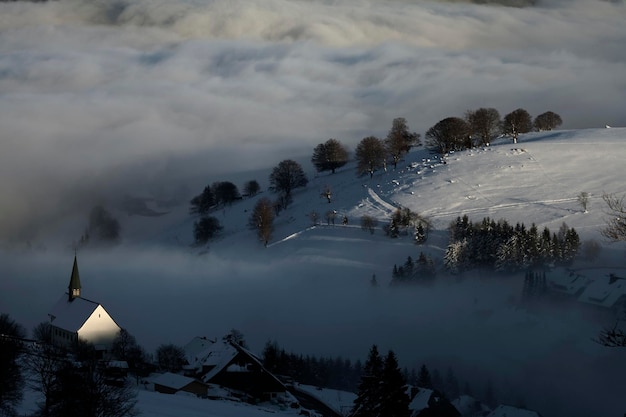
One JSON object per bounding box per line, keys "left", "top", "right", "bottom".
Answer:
{"left": 184, "top": 336, "right": 288, "bottom": 402}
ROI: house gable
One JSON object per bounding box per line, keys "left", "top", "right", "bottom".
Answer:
{"left": 184, "top": 338, "right": 287, "bottom": 402}
{"left": 77, "top": 304, "right": 121, "bottom": 348}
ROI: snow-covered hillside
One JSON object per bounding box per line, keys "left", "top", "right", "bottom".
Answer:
{"left": 2, "top": 128, "right": 626, "bottom": 417}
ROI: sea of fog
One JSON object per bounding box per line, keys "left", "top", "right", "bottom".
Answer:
{"left": 1, "top": 246, "right": 625, "bottom": 417}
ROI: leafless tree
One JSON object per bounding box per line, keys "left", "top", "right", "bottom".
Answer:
{"left": 269, "top": 159, "right": 308, "bottom": 201}
{"left": 111, "top": 329, "right": 146, "bottom": 372}
{"left": 595, "top": 194, "right": 626, "bottom": 347}
{"left": 156, "top": 344, "right": 186, "bottom": 373}
{"left": 243, "top": 180, "right": 261, "bottom": 197}
{"left": 45, "top": 360, "right": 138, "bottom": 417}
{"left": 533, "top": 111, "right": 563, "bottom": 131}
{"left": 309, "top": 211, "right": 320, "bottom": 225}
{"left": 223, "top": 329, "right": 248, "bottom": 348}
{"left": 502, "top": 108, "right": 532, "bottom": 144}
{"left": 311, "top": 138, "right": 350, "bottom": 174}
{"left": 465, "top": 107, "right": 501, "bottom": 146}
{"left": 26, "top": 323, "right": 64, "bottom": 417}
{"left": 594, "top": 322, "right": 626, "bottom": 347}
{"left": 425, "top": 117, "right": 470, "bottom": 155}
{"left": 325, "top": 210, "right": 337, "bottom": 225}
{"left": 355, "top": 136, "right": 387, "bottom": 178}
{"left": 601, "top": 193, "right": 626, "bottom": 241}
{"left": 360, "top": 215, "right": 378, "bottom": 234}
{"left": 385, "top": 117, "right": 421, "bottom": 169}
{"left": 249, "top": 197, "right": 275, "bottom": 247}
{"left": 577, "top": 192, "right": 589, "bottom": 213}
{"left": 211, "top": 181, "right": 241, "bottom": 206}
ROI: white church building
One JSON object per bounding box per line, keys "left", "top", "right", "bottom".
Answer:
{"left": 48, "top": 256, "right": 121, "bottom": 352}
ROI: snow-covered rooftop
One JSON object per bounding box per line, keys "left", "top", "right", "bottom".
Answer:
{"left": 409, "top": 388, "right": 433, "bottom": 415}
{"left": 152, "top": 372, "right": 199, "bottom": 390}
{"left": 578, "top": 274, "right": 626, "bottom": 308}
{"left": 48, "top": 293, "right": 100, "bottom": 332}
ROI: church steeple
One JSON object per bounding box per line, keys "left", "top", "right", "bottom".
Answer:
{"left": 68, "top": 255, "right": 81, "bottom": 302}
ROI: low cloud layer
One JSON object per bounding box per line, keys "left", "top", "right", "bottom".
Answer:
{"left": 1, "top": 247, "right": 624, "bottom": 417}
{"left": 1, "top": 0, "right": 625, "bottom": 240}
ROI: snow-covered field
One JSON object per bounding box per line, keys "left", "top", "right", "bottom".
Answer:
{"left": 3, "top": 127, "right": 626, "bottom": 417}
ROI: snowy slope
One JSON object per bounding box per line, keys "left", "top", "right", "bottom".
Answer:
{"left": 96, "top": 128, "right": 626, "bottom": 253}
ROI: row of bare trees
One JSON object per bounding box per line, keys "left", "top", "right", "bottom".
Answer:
{"left": 310, "top": 117, "right": 420, "bottom": 179}
{"left": 425, "top": 108, "right": 562, "bottom": 154}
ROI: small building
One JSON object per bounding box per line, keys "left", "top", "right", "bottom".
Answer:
{"left": 184, "top": 336, "right": 289, "bottom": 402}
{"left": 152, "top": 372, "right": 208, "bottom": 396}
{"left": 547, "top": 269, "right": 626, "bottom": 318}
{"left": 452, "top": 395, "right": 490, "bottom": 417}
{"left": 48, "top": 256, "right": 121, "bottom": 353}
{"left": 410, "top": 388, "right": 460, "bottom": 417}
{"left": 577, "top": 273, "right": 626, "bottom": 316}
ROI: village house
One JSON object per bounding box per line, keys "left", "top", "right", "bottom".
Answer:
{"left": 47, "top": 256, "right": 121, "bottom": 354}
{"left": 548, "top": 269, "right": 626, "bottom": 317}
{"left": 152, "top": 372, "right": 209, "bottom": 396}
{"left": 183, "top": 336, "right": 289, "bottom": 403}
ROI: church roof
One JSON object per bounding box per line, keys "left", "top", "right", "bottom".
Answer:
{"left": 68, "top": 255, "right": 81, "bottom": 292}
{"left": 48, "top": 294, "right": 100, "bottom": 332}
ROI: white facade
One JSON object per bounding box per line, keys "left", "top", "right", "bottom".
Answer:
{"left": 77, "top": 304, "right": 121, "bottom": 348}
{"left": 49, "top": 294, "right": 121, "bottom": 350}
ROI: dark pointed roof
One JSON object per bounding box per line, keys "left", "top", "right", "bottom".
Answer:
{"left": 68, "top": 255, "right": 81, "bottom": 294}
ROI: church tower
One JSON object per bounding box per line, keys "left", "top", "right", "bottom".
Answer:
{"left": 68, "top": 255, "right": 81, "bottom": 301}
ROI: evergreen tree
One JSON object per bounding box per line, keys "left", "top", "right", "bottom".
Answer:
{"left": 417, "top": 364, "right": 432, "bottom": 389}
{"left": 415, "top": 223, "right": 426, "bottom": 243}
{"left": 379, "top": 351, "right": 411, "bottom": 417}
{"left": 371, "top": 274, "right": 379, "bottom": 287}
{"left": 403, "top": 256, "right": 414, "bottom": 278}
{"left": 415, "top": 252, "right": 437, "bottom": 282}
{"left": 431, "top": 368, "right": 443, "bottom": 392}
{"left": 444, "top": 239, "right": 469, "bottom": 274}
{"left": 444, "top": 368, "right": 460, "bottom": 399}
{"left": 351, "top": 345, "right": 383, "bottom": 417}
{"left": 262, "top": 340, "right": 281, "bottom": 373}
{"left": 392, "top": 265, "right": 399, "bottom": 280}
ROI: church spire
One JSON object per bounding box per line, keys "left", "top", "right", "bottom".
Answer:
{"left": 68, "top": 255, "right": 81, "bottom": 301}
